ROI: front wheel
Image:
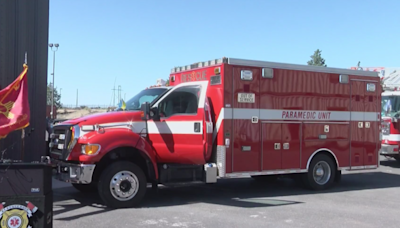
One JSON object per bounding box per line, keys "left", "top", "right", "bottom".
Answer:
{"left": 302, "top": 153, "right": 336, "bottom": 190}
{"left": 97, "top": 161, "right": 147, "bottom": 208}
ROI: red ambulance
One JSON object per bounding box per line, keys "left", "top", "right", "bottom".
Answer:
{"left": 50, "top": 57, "right": 381, "bottom": 208}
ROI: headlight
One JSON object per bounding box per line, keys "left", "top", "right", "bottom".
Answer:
{"left": 382, "top": 122, "right": 390, "bottom": 135}
{"left": 81, "top": 144, "right": 101, "bottom": 155}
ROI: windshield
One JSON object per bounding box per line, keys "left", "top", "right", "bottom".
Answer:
{"left": 123, "top": 88, "right": 168, "bottom": 111}
{"left": 382, "top": 95, "right": 400, "bottom": 117}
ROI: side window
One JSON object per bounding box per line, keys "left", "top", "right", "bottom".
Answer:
{"left": 158, "top": 85, "right": 201, "bottom": 117}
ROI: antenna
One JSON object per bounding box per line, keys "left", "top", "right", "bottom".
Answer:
{"left": 111, "top": 77, "right": 117, "bottom": 106}
{"left": 357, "top": 61, "right": 362, "bottom": 70}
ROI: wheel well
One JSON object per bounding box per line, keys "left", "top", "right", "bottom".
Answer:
{"left": 92, "top": 146, "right": 156, "bottom": 183}
{"left": 306, "top": 149, "right": 339, "bottom": 171}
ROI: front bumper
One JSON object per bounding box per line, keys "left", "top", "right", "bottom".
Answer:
{"left": 52, "top": 159, "right": 96, "bottom": 184}
{"left": 380, "top": 144, "right": 399, "bottom": 156}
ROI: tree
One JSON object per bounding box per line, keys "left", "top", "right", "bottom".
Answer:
{"left": 165, "top": 78, "right": 170, "bottom": 86}
{"left": 47, "top": 83, "right": 62, "bottom": 109}
{"left": 307, "top": 49, "right": 327, "bottom": 67}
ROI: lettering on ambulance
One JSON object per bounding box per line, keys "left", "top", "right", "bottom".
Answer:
{"left": 181, "top": 70, "right": 207, "bottom": 82}
{"left": 281, "top": 111, "right": 332, "bottom": 120}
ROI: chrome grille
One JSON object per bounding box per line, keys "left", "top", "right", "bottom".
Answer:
{"left": 49, "top": 125, "right": 72, "bottom": 160}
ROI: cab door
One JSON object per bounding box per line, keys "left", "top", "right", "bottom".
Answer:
{"left": 149, "top": 81, "right": 209, "bottom": 163}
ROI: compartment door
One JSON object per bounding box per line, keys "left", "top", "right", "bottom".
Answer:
{"left": 262, "top": 123, "right": 282, "bottom": 170}
{"left": 281, "top": 123, "right": 301, "bottom": 169}
{"left": 232, "top": 67, "right": 261, "bottom": 172}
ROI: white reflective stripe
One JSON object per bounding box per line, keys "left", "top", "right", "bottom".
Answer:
{"left": 225, "top": 169, "right": 308, "bottom": 178}
{"left": 361, "top": 112, "right": 379, "bottom": 122}
{"left": 223, "top": 108, "right": 379, "bottom": 122}
{"left": 88, "top": 121, "right": 203, "bottom": 135}
{"left": 147, "top": 121, "right": 202, "bottom": 134}
{"left": 347, "top": 165, "right": 378, "bottom": 170}
{"left": 224, "top": 165, "right": 378, "bottom": 177}
{"left": 382, "top": 134, "right": 400, "bottom": 141}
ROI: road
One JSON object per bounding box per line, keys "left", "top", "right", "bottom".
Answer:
{"left": 53, "top": 156, "right": 400, "bottom": 228}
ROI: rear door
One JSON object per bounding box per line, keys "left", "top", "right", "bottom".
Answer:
{"left": 232, "top": 67, "right": 261, "bottom": 172}
{"left": 350, "top": 80, "right": 365, "bottom": 168}
{"left": 363, "top": 81, "right": 379, "bottom": 167}
{"left": 350, "top": 80, "right": 379, "bottom": 168}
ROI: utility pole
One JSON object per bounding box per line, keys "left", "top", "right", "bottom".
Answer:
{"left": 118, "top": 85, "right": 122, "bottom": 101}
{"left": 48, "top": 43, "right": 59, "bottom": 119}
{"left": 112, "top": 86, "right": 117, "bottom": 106}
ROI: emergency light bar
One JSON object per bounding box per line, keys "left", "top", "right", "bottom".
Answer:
{"left": 171, "top": 57, "right": 227, "bottom": 73}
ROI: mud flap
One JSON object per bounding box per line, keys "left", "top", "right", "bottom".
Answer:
{"left": 334, "top": 170, "right": 342, "bottom": 183}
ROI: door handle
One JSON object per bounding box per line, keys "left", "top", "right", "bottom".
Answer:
{"left": 194, "top": 122, "right": 201, "bottom": 132}
{"left": 274, "top": 143, "right": 281, "bottom": 150}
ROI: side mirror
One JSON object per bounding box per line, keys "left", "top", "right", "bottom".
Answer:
{"left": 150, "top": 107, "right": 160, "bottom": 121}
{"left": 140, "top": 102, "right": 150, "bottom": 120}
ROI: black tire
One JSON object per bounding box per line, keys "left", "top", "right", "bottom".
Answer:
{"left": 97, "top": 161, "right": 147, "bottom": 208}
{"left": 395, "top": 157, "right": 400, "bottom": 163}
{"left": 302, "top": 153, "right": 336, "bottom": 190}
{"left": 72, "top": 183, "right": 97, "bottom": 193}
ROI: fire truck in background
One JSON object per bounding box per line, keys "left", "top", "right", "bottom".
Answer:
{"left": 50, "top": 57, "right": 381, "bottom": 208}
{"left": 381, "top": 88, "right": 400, "bottom": 162}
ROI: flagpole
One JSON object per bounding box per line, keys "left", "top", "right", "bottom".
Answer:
{"left": 21, "top": 52, "right": 27, "bottom": 161}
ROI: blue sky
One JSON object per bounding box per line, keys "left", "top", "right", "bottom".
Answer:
{"left": 48, "top": 0, "right": 400, "bottom": 106}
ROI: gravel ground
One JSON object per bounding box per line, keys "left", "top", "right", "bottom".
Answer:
{"left": 52, "top": 156, "right": 400, "bottom": 228}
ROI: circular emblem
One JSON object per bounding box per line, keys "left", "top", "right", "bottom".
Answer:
{"left": 1, "top": 209, "right": 29, "bottom": 228}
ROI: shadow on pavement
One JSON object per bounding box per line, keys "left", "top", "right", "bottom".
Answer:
{"left": 52, "top": 170, "right": 400, "bottom": 221}
{"left": 380, "top": 158, "right": 400, "bottom": 169}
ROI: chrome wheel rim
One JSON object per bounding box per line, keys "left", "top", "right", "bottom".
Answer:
{"left": 312, "top": 161, "right": 331, "bottom": 185}
{"left": 109, "top": 171, "right": 139, "bottom": 201}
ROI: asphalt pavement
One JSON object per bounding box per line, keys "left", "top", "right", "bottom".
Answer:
{"left": 52, "top": 156, "right": 400, "bottom": 228}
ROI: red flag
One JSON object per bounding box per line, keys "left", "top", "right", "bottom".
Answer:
{"left": 0, "top": 64, "right": 30, "bottom": 139}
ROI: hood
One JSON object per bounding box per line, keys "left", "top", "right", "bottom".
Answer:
{"left": 60, "top": 110, "right": 143, "bottom": 126}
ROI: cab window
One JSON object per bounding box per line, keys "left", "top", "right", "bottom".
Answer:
{"left": 158, "top": 85, "right": 201, "bottom": 117}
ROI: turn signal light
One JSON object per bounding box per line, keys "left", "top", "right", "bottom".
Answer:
{"left": 81, "top": 144, "right": 101, "bottom": 155}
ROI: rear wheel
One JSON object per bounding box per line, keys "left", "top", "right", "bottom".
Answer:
{"left": 98, "top": 161, "right": 147, "bottom": 208}
{"left": 302, "top": 153, "right": 336, "bottom": 190}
